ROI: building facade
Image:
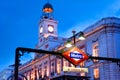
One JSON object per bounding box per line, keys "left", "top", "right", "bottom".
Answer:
{"left": 18, "top": 3, "right": 120, "bottom": 80}
{"left": 82, "top": 17, "right": 120, "bottom": 80}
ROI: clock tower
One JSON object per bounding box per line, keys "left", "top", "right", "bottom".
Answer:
{"left": 37, "top": 2, "right": 58, "bottom": 48}
{"left": 35, "top": 2, "right": 61, "bottom": 52}
{"left": 35, "top": 2, "right": 66, "bottom": 60}
{"left": 39, "top": 3, "right": 58, "bottom": 38}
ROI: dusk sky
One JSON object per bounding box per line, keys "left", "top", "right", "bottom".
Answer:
{"left": 0, "top": 0, "right": 120, "bottom": 71}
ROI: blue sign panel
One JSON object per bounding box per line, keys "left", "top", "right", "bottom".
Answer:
{"left": 70, "top": 52, "right": 83, "bottom": 59}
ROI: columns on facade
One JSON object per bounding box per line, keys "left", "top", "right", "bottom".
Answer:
{"left": 105, "top": 27, "right": 115, "bottom": 57}
{"left": 34, "top": 68, "right": 37, "bottom": 80}
{"left": 29, "top": 70, "right": 31, "bottom": 80}
{"left": 37, "top": 68, "right": 40, "bottom": 79}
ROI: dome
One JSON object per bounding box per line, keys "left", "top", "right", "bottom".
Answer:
{"left": 43, "top": 3, "right": 53, "bottom": 13}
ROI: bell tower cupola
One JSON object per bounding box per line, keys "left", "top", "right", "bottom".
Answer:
{"left": 42, "top": 2, "right": 53, "bottom": 18}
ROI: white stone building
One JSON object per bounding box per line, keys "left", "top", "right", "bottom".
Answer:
{"left": 82, "top": 17, "right": 120, "bottom": 80}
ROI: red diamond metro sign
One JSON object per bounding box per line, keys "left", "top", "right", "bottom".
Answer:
{"left": 62, "top": 46, "right": 89, "bottom": 66}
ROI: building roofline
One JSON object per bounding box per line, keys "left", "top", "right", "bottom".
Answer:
{"left": 84, "top": 17, "right": 120, "bottom": 33}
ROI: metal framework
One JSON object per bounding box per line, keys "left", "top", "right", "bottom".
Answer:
{"left": 14, "top": 47, "right": 120, "bottom": 80}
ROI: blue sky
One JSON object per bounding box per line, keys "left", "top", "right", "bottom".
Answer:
{"left": 0, "top": 0, "right": 120, "bottom": 71}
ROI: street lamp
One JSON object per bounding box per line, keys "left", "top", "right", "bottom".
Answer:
{"left": 65, "top": 31, "right": 85, "bottom": 48}
{"left": 65, "top": 40, "right": 72, "bottom": 48}
{"left": 78, "top": 32, "right": 85, "bottom": 40}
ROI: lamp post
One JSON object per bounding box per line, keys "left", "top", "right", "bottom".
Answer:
{"left": 65, "top": 31, "right": 85, "bottom": 48}
{"left": 72, "top": 30, "right": 76, "bottom": 46}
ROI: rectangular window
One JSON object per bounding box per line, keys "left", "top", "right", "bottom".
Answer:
{"left": 57, "top": 59, "right": 61, "bottom": 74}
{"left": 39, "top": 68, "right": 42, "bottom": 76}
{"left": 92, "top": 43, "right": 99, "bottom": 62}
{"left": 94, "top": 68, "right": 99, "bottom": 80}
{"left": 51, "top": 62, "right": 54, "bottom": 72}
{"left": 63, "top": 59, "right": 68, "bottom": 67}
{"left": 44, "top": 66, "right": 47, "bottom": 75}
{"left": 79, "top": 61, "right": 85, "bottom": 67}
{"left": 51, "top": 62, "right": 55, "bottom": 76}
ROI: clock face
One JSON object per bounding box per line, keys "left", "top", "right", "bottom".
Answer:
{"left": 40, "top": 26, "right": 43, "bottom": 33}
{"left": 48, "top": 25, "right": 54, "bottom": 32}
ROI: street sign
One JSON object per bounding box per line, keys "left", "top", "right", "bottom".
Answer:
{"left": 63, "top": 67, "right": 88, "bottom": 73}
{"left": 62, "top": 46, "right": 89, "bottom": 66}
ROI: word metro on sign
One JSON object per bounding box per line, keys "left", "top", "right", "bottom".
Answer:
{"left": 70, "top": 52, "right": 83, "bottom": 59}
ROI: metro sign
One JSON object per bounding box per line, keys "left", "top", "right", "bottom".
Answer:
{"left": 62, "top": 46, "right": 89, "bottom": 66}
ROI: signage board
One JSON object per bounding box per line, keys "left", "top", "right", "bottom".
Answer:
{"left": 62, "top": 46, "right": 89, "bottom": 66}
{"left": 63, "top": 67, "right": 88, "bottom": 73}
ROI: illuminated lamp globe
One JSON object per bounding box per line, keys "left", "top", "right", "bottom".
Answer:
{"left": 43, "top": 3, "right": 53, "bottom": 13}
{"left": 78, "top": 32, "right": 85, "bottom": 40}
{"left": 65, "top": 40, "right": 72, "bottom": 48}
{"left": 78, "top": 36, "right": 85, "bottom": 40}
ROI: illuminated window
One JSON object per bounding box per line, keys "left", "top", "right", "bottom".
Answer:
{"left": 57, "top": 59, "right": 61, "bottom": 74}
{"left": 63, "top": 59, "right": 68, "bottom": 67}
{"left": 39, "top": 68, "right": 42, "bottom": 76}
{"left": 81, "top": 72, "right": 85, "bottom": 76}
{"left": 94, "top": 68, "right": 99, "bottom": 79}
{"left": 51, "top": 62, "right": 55, "bottom": 76}
{"left": 44, "top": 66, "right": 47, "bottom": 76}
{"left": 51, "top": 62, "right": 54, "bottom": 72}
{"left": 31, "top": 72, "right": 34, "bottom": 80}
{"left": 79, "top": 61, "right": 85, "bottom": 67}
{"left": 70, "top": 63, "right": 75, "bottom": 67}
{"left": 79, "top": 48, "right": 85, "bottom": 67}
{"left": 92, "top": 43, "right": 99, "bottom": 62}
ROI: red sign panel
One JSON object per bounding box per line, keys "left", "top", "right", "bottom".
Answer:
{"left": 62, "top": 46, "right": 89, "bottom": 66}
